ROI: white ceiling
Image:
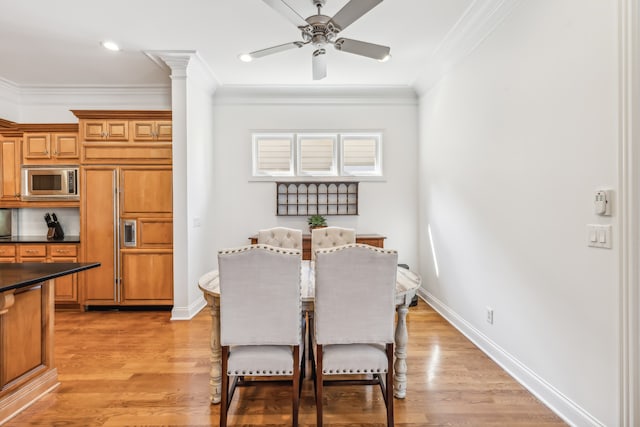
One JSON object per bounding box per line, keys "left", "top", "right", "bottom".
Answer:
{"left": 0, "top": 0, "right": 476, "bottom": 89}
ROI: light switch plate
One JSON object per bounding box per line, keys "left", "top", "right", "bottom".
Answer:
{"left": 587, "top": 224, "right": 612, "bottom": 249}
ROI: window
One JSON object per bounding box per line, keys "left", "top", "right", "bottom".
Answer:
{"left": 297, "top": 134, "right": 337, "bottom": 176}
{"left": 252, "top": 133, "right": 294, "bottom": 176}
{"left": 341, "top": 134, "right": 381, "bottom": 176}
{"left": 251, "top": 131, "right": 383, "bottom": 179}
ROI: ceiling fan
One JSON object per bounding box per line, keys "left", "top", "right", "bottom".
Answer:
{"left": 240, "top": 0, "right": 391, "bottom": 80}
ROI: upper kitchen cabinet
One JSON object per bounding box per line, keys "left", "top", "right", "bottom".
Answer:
{"left": 0, "top": 120, "right": 22, "bottom": 202}
{"left": 130, "top": 120, "right": 172, "bottom": 142}
{"left": 82, "top": 120, "right": 128, "bottom": 141}
{"left": 22, "top": 124, "right": 79, "bottom": 164}
{"left": 72, "top": 110, "right": 172, "bottom": 164}
{"left": 0, "top": 137, "right": 21, "bottom": 201}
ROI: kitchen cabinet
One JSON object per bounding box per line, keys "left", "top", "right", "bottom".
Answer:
{"left": 48, "top": 245, "right": 79, "bottom": 306}
{"left": 22, "top": 132, "right": 79, "bottom": 164}
{"left": 0, "top": 245, "right": 16, "bottom": 263}
{"left": 73, "top": 110, "right": 172, "bottom": 164}
{"left": 82, "top": 166, "right": 173, "bottom": 307}
{"left": 0, "top": 137, "right": 21, "bottom": 201}
{"left": 130, "top": 120, "right": 172, "bottom": 142}
{"left": 81, "top": 120, "right": 128, "bottom": 141}
{"left": 16, "top": 243, "right": 80, "bottom": 307}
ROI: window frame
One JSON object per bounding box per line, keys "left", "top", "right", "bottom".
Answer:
{"left": 252, "top": 133, "right": 295, "bottom": 177}
{"left": 296, "top": 133, "right": 338, "bottom": 177}
{"left": 250, "top": 130, "right": 384, "bottom": 181}
{"left": 339, "top": 133, "right": 382, "bottom": 177}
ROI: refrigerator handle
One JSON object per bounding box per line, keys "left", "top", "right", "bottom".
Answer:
{"left": 123, "top": 220, "right": 137, "bottom": 247}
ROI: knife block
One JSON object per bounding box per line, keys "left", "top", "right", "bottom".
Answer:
{"left": 47, "top": 224, "right": 64, "bottom": 240}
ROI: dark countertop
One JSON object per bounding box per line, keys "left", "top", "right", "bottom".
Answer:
{"left": 0, "top": 235, "right": 80, "bottom": 244}
{"left": 0, "top": 262, "right": 100, "bottom": 292}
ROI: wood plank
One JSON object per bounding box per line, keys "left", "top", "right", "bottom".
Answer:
{"left": 3, "top": 301, "right": 567, "bottom": 426}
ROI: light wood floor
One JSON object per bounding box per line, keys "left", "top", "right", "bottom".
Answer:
{"left": 6, "top": 300, "right": 567, "bottom": 426}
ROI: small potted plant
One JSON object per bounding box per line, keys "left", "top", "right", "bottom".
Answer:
{"left": 307, "top": 214, "right": 327, "bottom": 231}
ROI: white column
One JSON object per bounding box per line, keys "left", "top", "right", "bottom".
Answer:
{"left": 150, "top": 51, "right": 219, "bottom": 320}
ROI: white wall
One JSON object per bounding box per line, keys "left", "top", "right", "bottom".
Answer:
{"left": 211, "top": 89, "right": 419, "bottom": 268}
{"left": 184, "top": 58, "right": 217, "bottom": 316}
{"left": 418, "top": 1, "right": 619, "bottom": 425}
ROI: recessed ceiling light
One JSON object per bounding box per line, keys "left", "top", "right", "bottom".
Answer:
{"left": 238, "top": 53, "right": 253, "bottom": 63}
{"left": 101, "top": 40, "right": 120, "bottom": 52}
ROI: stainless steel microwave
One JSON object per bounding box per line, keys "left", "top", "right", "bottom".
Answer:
{"left": 21, "top": 166, "right": 79, "bottom": 200}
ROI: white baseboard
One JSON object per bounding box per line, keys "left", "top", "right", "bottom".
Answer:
{"left": 170, "top": 296, "right": 206, "bottom": 320}
{"left": 417, "top": 288, "right": 605, "bottom": 427}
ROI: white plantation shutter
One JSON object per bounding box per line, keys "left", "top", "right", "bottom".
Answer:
{"left": 251, "top": 132, "right": 382, "bottom": 178}
{"left": 298, "top": 135, "right": 337, "bottom": 175}
{"left": 342, "top": 134, "right": 381, "bottom": 175}
{"left": 253, "top": 134, "right": 293, "bottom": 176}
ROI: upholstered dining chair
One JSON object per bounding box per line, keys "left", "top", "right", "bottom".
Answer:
{"left": 313, "top": 243, "right": 398, "bottom": 427}
{"left": 218, "top": 244, "right": 303, "bottom": 427}
{"left": 257, "top": 227, "right": 303, "bottom": 251}
{"left": 310, "top": 226, "right": 356, "bottom": 260}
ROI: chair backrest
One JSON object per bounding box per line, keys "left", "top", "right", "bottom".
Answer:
{"left": 311, "top": 226, "right": 356, "bottom": 260}
{"left": 257, "top": 227, "right": 303, "bottom": 251}
{"left": 314, "top": 244, "right": 397, "bottom": 345}
{"left": 218, "top": 244, "right": 301, "bottom": 346}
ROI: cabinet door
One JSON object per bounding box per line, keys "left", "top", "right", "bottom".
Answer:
{"left": 130, "top": 121, "right": 156, "bottom": 141}
{"left": 130, "top": 120, "right": 172, "bottom": 142}
{"left": 23, "top": 133, "right": 51, "bottom": 160}
{"left": 0, "top": 245, "right": 16, "bottom": 263}
{"left": 53, "top": 134, "right": 79, "bottom": 159}
{"left": 120, "top": 167, "right": 173, "bottom": 216}
{"left": 105, "top": 121, "right": 128, "bottom": 141}
{"left": 83, "top": 121, "right": 107, "bottom": 141}
{"left": 121, "top": 252, "right": 173, "bottom": 303}
{"left": 155, "top": 121, "right": 172, "bottom": 141}
{"left": 50, "top": 256, "right": 78, "bottom": 302}
{"left": 82, "top": 168, "right": 117, "bottom": 302}
{"left": 0, "top": 139, "right": 20, "bottom": 200}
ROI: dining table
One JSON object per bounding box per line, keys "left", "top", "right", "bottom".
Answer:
{"left": 198, "top": 260, "right": 422, "bottom": 404}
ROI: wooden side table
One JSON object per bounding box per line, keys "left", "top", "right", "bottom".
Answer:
{"left": 249, "top": 233, "right": 386, "bottom": 260}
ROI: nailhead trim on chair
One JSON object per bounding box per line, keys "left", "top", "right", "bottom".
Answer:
{"left": 323, "top": 368, "right": 387, "bottom": 374}
{"left": 229, "top": 369, "right": 294, "bottom": 375}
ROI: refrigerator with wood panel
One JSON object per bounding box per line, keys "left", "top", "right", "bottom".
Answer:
{"left": 81, "top": 165, "right": 173, "bottom": 307}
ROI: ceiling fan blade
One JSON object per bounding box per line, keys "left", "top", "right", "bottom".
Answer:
{"left": 334, "top": 38, "right": 390, "bottom": 61}
{"left": 248, "top": 41, "right": 305, "bottom": 59}
{"left": 312, "top": 49, "right": 327, "bottom": 80}
{"left": 330, "top": 0, "right": 383, "bottom": 31}
{"left": 262, "top": 0, "right": 309, "bottom": 28}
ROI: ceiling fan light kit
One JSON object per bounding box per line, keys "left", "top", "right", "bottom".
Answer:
{"left": 241, "top": 0, "right": 390, "bottom": 80}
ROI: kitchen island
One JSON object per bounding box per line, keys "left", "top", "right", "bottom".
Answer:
{"left": 0, "top": 262, "right": 99, "bottom": 425}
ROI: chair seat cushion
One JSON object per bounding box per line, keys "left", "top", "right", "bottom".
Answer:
{"left": 321, "top": 343, "right": 388, "bottom": 375}
{"left": 227, "top": 345, "right": 296, "bottom": 376}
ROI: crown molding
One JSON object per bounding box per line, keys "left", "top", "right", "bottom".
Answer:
{"left": 213, "top": 85, "right": 418, "bottom": 106}
{"left": 0, "top": 77, "right": 20, "bottom": 105}
{"left": 145, "top": 50, "right": 220, "bottom": 94}
{"left": 413, "top": 0, "right": 523, "bottom": 95}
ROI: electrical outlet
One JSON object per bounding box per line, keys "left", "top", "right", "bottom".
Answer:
{"left": 486, "top": 307, "right": 494, "bottom": 324}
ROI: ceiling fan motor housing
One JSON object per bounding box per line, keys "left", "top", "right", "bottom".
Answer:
{"left": 302, "top": 14, "right": 337, "bottom": 46}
